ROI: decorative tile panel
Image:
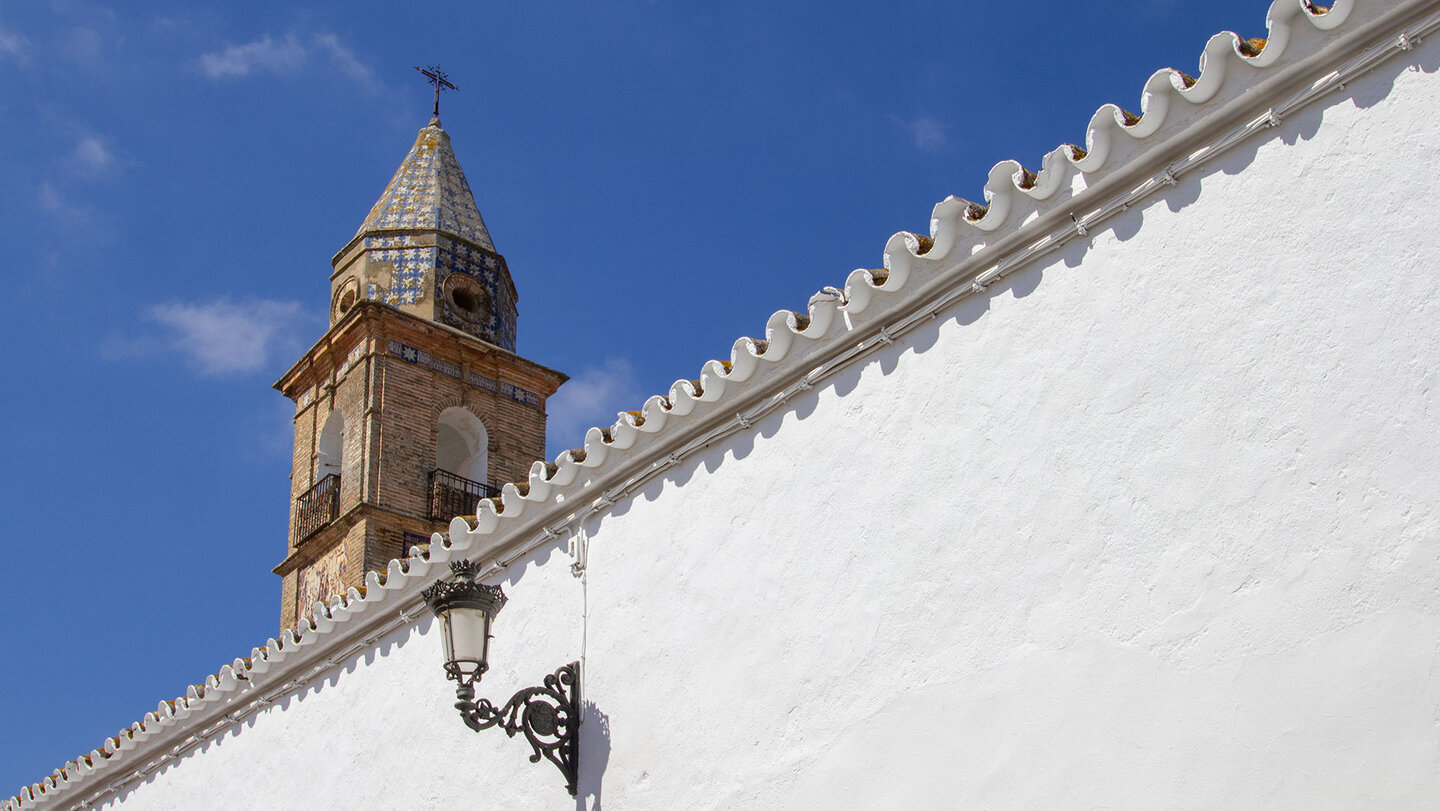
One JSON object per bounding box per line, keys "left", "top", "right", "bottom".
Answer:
{"left": 401, "top": 531, "right": 431, "bottom": 559}
{"left": 466, "top": 371, "right": 498, "bottom": 392}
{"left": 342, "top": 344, "right": 367, "bottom": 375}
{"left": 435, "top": 242, "right": 516, "bottom": 351}
{"left": 387, "top": 340, "right": 538, "bottom": 405}
{"left": 364, "top": 241, "right": 436, "bottom": 306}
{"left": 296, "top": 544, "right": 348, "bottom": 622}
{"left": 388, "top": 339, "right": 431, "bottom": 366}
{"left": 500, "top": 381, "right": 541, "bottom": 407}
{"left": 355, "top": 123, "right": 496, "bottom": 252}
{"left": 430, "top": 357, "right": 462, "bottom": 379}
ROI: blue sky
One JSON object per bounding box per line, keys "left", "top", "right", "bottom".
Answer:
{"left": 0, "top": 0, "right": 1275, "bottom": 794}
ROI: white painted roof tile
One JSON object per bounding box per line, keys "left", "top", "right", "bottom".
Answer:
{"left": 13, "top": 1, "right": 1429, "bottom": 806}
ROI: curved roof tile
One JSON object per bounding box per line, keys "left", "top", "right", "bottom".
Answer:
{"left": 15, "top": 1, "right": 1437, "bottom": 807}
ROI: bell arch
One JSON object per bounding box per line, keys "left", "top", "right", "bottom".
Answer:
{"left": 316, "top": 409, "right": 344, "bottom": 480}
{"left": 436, "top": 406, "right": 489, "bottom": 484}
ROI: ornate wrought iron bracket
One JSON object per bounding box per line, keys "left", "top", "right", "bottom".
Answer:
{"left": 454, "top": 662, "right": 581, "bottom": 796}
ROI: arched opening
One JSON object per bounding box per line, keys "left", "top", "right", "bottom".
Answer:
{"left": 430, "top": 407, "right": 491, "bottom": 522}
{"left": 317, "top": 409, "right": 344, "bottom": 480}
{"left": 436, "top": 407, "right": 488, "bottom": 483}
{"left": 295, "top": 409, "right": 344, "bottom": 543}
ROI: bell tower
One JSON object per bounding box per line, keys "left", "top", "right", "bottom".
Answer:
{"left": 273, "top": 116, "right": 567, "bottom": 631}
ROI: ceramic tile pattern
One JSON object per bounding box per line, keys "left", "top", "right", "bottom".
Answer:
{"left": 363, "top": 237, "right": 436, "bottom": 306}
{"left": 353, "top": 121, "right": 518, "bottom": 351}
{"left": 295, "top": 546, "right": 347, "bottom": 631}
{"left": 386, "top": 340, "right": 538, "bottom": 405}
{"left": 342, "top": 344, "right": 367, "bottom": 375}
{"left": 436, "top": 241, "right": 516, "bottom": 351}
{"left": 356, "top": 121, "right": 495, "bottom": 252}
{"left": 465, "top": 371, "right": 498, "bottom": 393}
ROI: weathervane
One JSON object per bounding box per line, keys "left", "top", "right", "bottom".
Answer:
{"left": 415, "top": 64, "right": 457, "bottom": 117}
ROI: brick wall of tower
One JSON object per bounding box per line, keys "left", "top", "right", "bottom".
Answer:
{"left": 279, "top": 569, "right": 299, "bottom": 630}
{"left": 290, "top": 391, "right": 324, "bottom": 501}
{"left": 485, "top": 388, "right": 550, "bottom": 485}
{"left": 274, "top": 304, "right": 565, "bottom": 632}
{"left": 372, "top": 356, "right": 443, "bottom": 521}
{"left": 360, "top": 511, "right": 442, "bottom": 577}
{"left": 336, "top": 358, "right": 370, "bottom": 511}
{"left": 278, "top": 331, "right": 376, "bottom": 632}
{"left": 371, "top": 347, "right": 550, "bottom": 517}
{"left": 282, "top": 339, "right": 372, "bottom": 543}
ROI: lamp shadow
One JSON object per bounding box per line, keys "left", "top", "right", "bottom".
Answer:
{"left": 575, "top": 700, "right": 611, "bottom": 810}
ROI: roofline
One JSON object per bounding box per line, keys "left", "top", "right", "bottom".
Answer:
{"left": 273, "top": 301, "right": 567, "bottom": 395}
{"left": 330, "top": 227, "right": 504, "bottom": 269}
{"left": 13, "top": 1, "right": 1438, "bottom": 807}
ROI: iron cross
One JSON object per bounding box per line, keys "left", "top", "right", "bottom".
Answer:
{"left": 415, "top": 65, "right": 457, "bottom": 117}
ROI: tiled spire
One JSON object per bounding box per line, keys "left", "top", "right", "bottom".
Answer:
{"left": 334, "top": 118, "right": 519, "bottom": 351}
{"left": 355, "top": 117, "right": 495, "bottom": 252}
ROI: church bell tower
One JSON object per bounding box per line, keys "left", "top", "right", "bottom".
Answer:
{"left": 272, "top": 115, "right": 567, "bottom": 630}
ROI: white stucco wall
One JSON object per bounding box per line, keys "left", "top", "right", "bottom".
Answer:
{"left": 101, "top": 33, "right": 1440, "bottom": 811}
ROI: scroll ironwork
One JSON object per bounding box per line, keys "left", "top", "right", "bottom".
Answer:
{"left": 454, "top": 662, "right": 581, "bottom": 796}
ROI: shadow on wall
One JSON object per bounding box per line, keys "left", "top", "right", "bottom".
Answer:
{"left": 602, "top": 41, "right": 1432, "bottom": 509}
{"left": 498, "top": 537, "right": 561, "bottom": 588}
{"left": 101, "top": 618, "right": 424, "bottom": 808}
{"left": 576, "top": 700, "right": 611, "bottom": 811}
{"left": 85, "top": 38, "right": 1440, "bottom": 811}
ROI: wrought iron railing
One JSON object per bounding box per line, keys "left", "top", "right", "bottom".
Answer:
{"left": 294, "top": 473, "right": 340, "bottom": 542}
{"left": 402, "top": 531, "right": 433, "bottom": 559}
{"left": 429, "top": 468, "right": 498, "bottom": 522}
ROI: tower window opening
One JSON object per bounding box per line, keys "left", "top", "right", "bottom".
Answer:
{"left": 295, "top": 409, "right": 345, "bottom": 543}
{"left": 317, "top": 409, "right": 345, "bottom": 480}
{"left": 436, "top": 407, "right": 487, "bottom": 482}
{"left": 431, "top": 407, "right": 494, "bottom": 522}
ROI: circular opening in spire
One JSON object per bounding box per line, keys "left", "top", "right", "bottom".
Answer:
{"left": 333, "top": 279, "right": 362, "bottom": 321}
{"left": 444, "top": 274, "right": 491, "bottom": 325}
{"left": 453, "top": 288, "right": 479, "bottom": 314}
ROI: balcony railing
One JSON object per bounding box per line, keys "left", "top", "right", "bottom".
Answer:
{"left": 401, "top": 531, "right": 433, "bottom": 559}
{"left": 429, "top": 468, "right": 499, "bottom": 523}
{"left": 294, "top": 473, "right": 340, "bottom": 542}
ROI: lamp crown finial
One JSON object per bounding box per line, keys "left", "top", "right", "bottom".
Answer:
{"left": 450, "top": 559, "right": 483, "bottom": 580}
{"left": 423, "top": 562, "right": 507, "bottom": 616}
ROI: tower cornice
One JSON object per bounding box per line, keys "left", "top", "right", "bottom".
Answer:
{"left": 274, "top": 301, "right": 566, "bottom": 400}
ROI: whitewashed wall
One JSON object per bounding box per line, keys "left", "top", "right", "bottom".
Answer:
{"left": 103, "top": 34, "right": 1440, "bottom": 811}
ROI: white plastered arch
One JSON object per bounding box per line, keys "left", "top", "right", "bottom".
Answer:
{"left": 316, "top": 409, "right": 344, "bottom": 480}
{"left": 435, "top": 406, "right": 489, "bottom": 484}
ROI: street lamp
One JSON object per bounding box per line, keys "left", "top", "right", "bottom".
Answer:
{"left": 422, "top": 560, "right": 581, "bottom": 796}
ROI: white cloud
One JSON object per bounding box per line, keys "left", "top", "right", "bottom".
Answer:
{"left": 895, "top": 113, "right": 949, "bottom": 151}
{"left": 0, "top": 24, "right": 29, "bottom": 65}
{"left": 546, "top": 358, "right": 646, "bottom": 452}
{"left": 199, "top": 32, "right": 375, "bottom": 89}
{"left": 200, "top": 33, "right": 306, "bottom": 78}
{"left": 37, "top": 181, "right": 65, "bottom": 212}
{"left": 140, "top": 298, "right": 314, "bottom": 376}
{"left": 37, "top": 181, "right": 90, "bottom": 225}
{"left": 313, "top": 33, "right": 374, "bottom": 87}
{"left": 71, "top": 136, "right": 115, "bottom": 175}
{"left": 244, "top": 397, "right": 303, "bottom": 461}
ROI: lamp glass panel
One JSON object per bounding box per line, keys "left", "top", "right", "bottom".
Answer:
{"left": 443, "top": 605, "right": 492, "bottom": 674}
